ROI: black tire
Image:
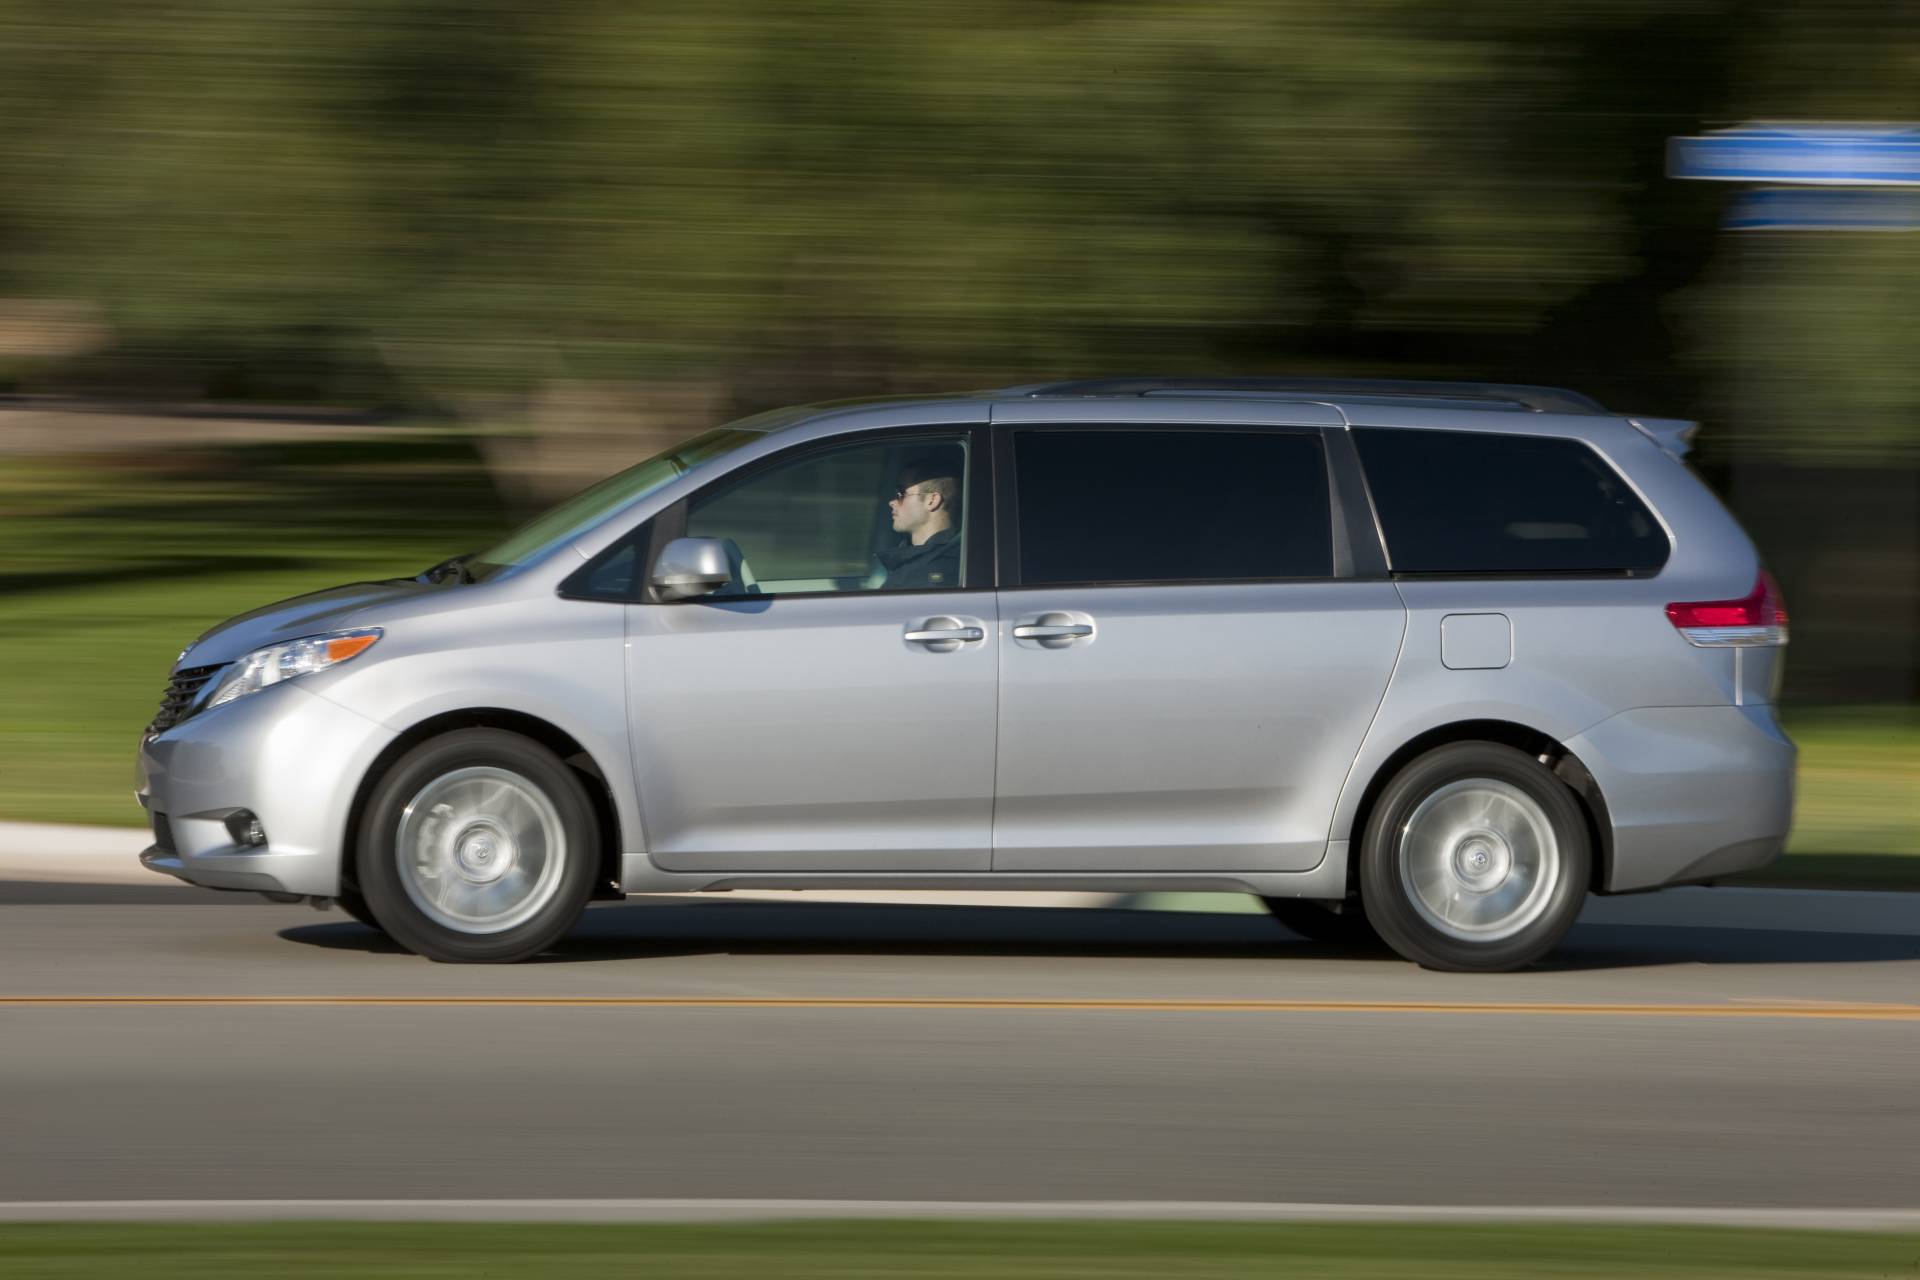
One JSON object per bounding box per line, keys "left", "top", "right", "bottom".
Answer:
{"left": 356, "top": 728, "right": 598, "bottom": 963}
{"left": 1258, "top": 897, "right": 1385, "bottom": 949}
{"left": 334, "top": 883, "right": 385, "bottom": 932}
{"left": 1359, "top": 742, "right": 1590, "bottom": 972}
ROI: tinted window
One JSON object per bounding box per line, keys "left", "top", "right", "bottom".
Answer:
{"left": 1354, "top": 429, "right": 1668, "bottom": 574}
{"left": 1014, "top": 430, "right": 1331, "bottom": 584}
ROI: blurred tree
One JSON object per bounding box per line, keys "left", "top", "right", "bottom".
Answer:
{"left": 0, "top": 0, "right": 1715, "bottom": 397}
{"left": 0, "top": 0, "right": 1914, "bottom": 459}
{"left": 1674, "top": 0, "right": 1920, "bottom": 698}
{"left": 1682, "top": 0, "right": 1920, "bottom": 462}
{"left": 1692, "top": 235, "right": 1920, "bottom": 461}
{"left": 1, "top": 0, "right": 1914, "bottom": 693}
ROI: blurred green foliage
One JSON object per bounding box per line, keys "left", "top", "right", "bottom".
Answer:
{"left": 0, "top": 0, "right": 1913, "bottom": 448}
{"left": 0, "top": 1, "right": 1915, "bottom": 747}
{"left": 3, "top": 1221, "right": 1920, "bottom": 1279}
{"left": 0, "top": 442, "right": 504, "bottom": 826}
{"left": 1692, "top": 235, "right": 1920, "bottom": 459}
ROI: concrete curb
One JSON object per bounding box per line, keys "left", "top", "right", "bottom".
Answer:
{"left": 0, "top": 823, "right": 149, "bottom": 885}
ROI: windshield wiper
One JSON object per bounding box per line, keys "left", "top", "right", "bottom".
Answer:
{"left": 417, "top": 552, "right": 477, "bottom": 585}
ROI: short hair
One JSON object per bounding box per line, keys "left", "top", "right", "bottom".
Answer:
{"left": 897, "top": 458, "right": 960, "bottom": 510}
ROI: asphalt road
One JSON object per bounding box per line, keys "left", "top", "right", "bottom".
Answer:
{"left": 3, "top": 887, "right": 1918, "bottom": 1212}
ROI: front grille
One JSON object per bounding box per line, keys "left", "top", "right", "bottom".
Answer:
{"left": 151, "top": 813, "right": 176, "bottom": 855}
{"left": 147, "top": 663, "right": 224, "bottom": 736}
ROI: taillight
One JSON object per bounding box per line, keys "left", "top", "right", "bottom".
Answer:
{"left": 1666, "top": 571, "right": 1789, "bottom": 647}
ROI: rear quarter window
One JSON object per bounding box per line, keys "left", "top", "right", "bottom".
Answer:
{"left": 1353, "top": 428, "right": 1668, "bottom": 575}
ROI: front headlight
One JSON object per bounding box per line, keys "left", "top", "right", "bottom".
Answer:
{"left": 204, "top": 628, "right": 383, "bottom": 710}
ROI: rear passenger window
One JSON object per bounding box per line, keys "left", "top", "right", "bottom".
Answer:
{"left": 1353, "top": 429, "right": 1668, "bottom": 575}
{"left": 1014, "top": 430, "right": 1331, "bottom": 585}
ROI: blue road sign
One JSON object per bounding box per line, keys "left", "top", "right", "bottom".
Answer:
{"left": 1669, "top": 124, "right": 1920, "bottom": 186}
{"left": 1724, "top": 186, "right": 1920, "bottom": 231}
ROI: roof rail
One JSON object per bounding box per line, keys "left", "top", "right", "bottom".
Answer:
{"left": 997, "top": 377, "right": 1609, "bottom": 416}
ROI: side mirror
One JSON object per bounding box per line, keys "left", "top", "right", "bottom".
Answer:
{"left": 649, "top": 537, "right": 735, "bottom": 601}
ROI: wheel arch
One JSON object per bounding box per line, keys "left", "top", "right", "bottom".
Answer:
{"left": 1339, "top": 719, "right": 1613, "bottom": 896}
{"left": 342, "top": 708, "right": 625, "bottom": 901}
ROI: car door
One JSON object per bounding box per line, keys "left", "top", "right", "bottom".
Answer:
{"left": 612, "top": 425, "right": 998, "bottom": 872}
{"left": 991, "top": 419, "right": 1406, "bottom": 872}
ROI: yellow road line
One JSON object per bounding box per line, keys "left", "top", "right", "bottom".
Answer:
{"left": 2, "top": 996, "right": 1918, "bottom": 1021}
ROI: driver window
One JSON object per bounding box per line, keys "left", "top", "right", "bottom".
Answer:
{"left": 685, "top": 434, "right": 969, "bottom": 597}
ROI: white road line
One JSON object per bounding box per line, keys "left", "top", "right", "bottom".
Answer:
{"left": 0, "top": 1200, "right": 1916, "bottom": 1229}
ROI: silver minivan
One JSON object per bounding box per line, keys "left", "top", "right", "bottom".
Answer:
{"left": 135, "top": 378, "right": 1796, "bottom": 971}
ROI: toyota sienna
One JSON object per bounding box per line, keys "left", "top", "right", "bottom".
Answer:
{"left": 135, "top": 378, "right": 1796, "bottom": 971}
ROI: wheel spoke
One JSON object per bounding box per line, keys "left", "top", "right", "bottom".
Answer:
{"left": 395, "top": 765, "right": 568, "bottom": 935}
{"left": 486, "top": 867, "right": 535, "bottom": 914}
{"left": 1409, "top": 863, "right": 1450, "bottom": 910}
{"left": 444, "top": 878, "right": 484, "bottom": 917}
{"left": 505, "top": 791, "right": 544, "bottom": 851}
{"left": 1398, "top": 776, "right": 1562, "bottom": 943}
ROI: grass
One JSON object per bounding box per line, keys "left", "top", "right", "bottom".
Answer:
{"left": 1732, "top": 704, "right": 1920, "bottom": 890}
{"left": 0, "top": 1222, "right": 1917, "bottom": 1279}
{"left": 0, "top": 440, "right": 508, "bottom": 827}
{"left": 0, "top": 439, "right": 1913, "bottom": 886}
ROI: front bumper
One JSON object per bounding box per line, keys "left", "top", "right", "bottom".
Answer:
{"left": 135, "top": 682, "right": 393, "bottom": 897}
{"left": 1567, "top": 703, "right": 1797, "bottom": 892}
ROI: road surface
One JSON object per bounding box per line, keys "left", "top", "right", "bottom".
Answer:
{"left": 2, "top": 885, "right": 1917, "bottom": 1214}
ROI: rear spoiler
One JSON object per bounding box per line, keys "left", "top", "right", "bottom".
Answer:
{"left": 1625, "top": 417, "right": 1700, "bottom": 459}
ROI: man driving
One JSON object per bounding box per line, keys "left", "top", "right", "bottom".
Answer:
{"left": 878, "top": 462, "right": 962, "bottom": 589}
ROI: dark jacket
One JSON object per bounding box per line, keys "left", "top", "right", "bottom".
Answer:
{"left": 878, "top": 527, "right": 961, "bottom": 590}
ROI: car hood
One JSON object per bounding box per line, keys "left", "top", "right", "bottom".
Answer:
{"left": 178, "top": 580, "right": 433, "bottom": 668}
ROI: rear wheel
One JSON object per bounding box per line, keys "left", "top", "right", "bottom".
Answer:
{"left": 1359, "top": 742, "right": 1590, "bottom": 972}
{"left": 357, "top": 729, "right": 598, "bottom": 963}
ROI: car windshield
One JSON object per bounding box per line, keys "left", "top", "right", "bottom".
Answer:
{"left": 469, "top": 427, "right": 762, "bottom": 579}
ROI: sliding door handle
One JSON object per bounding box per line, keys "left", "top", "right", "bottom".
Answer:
{"left": 905, "top": 626, "right": 985, "bottom": 644}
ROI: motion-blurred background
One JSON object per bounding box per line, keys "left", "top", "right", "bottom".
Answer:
{"left": 0, "top": 1, "right": 1912, "bottom": 872}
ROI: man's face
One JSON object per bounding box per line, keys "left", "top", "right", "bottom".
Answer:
{"left": 889, "top": 483, "right": 937, "bottom": 535}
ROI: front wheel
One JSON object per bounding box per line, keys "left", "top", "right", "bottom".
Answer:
{"left": 1359, "top": 742, "right": 1590, "bottom": 972}
{"left": 357, "top": 729, "right": 598, "bottom": 963}
{"left": 334, "top": 883, "right": 384, "bottom": 932}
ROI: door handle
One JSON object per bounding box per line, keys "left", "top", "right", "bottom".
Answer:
{"left": 1011, "top": 623, "right": 1092, "bottom": 640}
{"left": 904, "top": 626, "right": 985, "bottom": 644}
